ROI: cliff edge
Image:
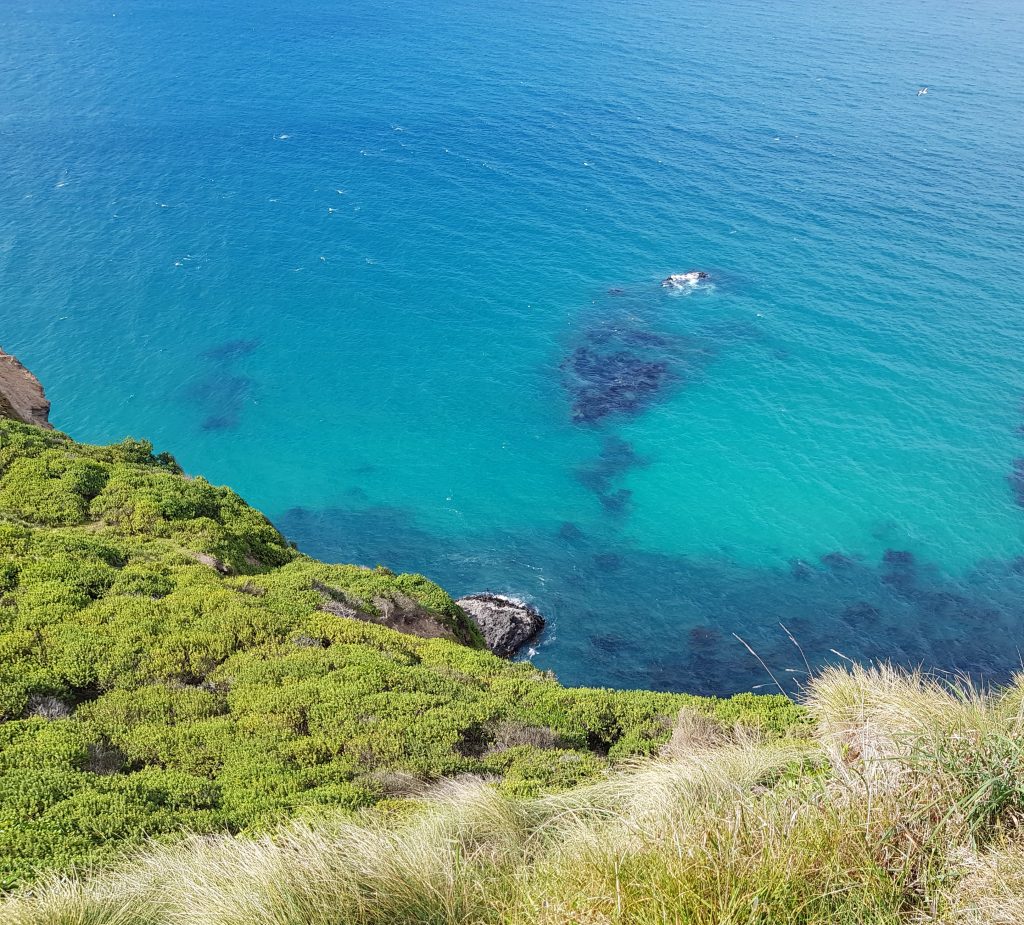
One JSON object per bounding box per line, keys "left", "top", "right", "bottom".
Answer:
{"left": 0, "top": 348, "right": 51, "bottom": 428}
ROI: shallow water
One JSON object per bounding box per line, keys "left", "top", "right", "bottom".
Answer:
{"left": 3, "top": 0, "right": 1023, "bottom": 693}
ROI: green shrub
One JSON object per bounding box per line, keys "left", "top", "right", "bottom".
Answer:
{"left": 0, "top": 453, "right": 107, "bottom": 526}
{"left": 0, "top": 420, "right": 806, "bottom": 888}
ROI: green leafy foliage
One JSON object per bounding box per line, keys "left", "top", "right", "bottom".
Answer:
{"left": 0, "top": 419, "right": 805, "bottom": 889}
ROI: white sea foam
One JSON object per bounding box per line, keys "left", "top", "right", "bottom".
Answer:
{"left": 661, "top": 271, "right": 713, "bottom": 295}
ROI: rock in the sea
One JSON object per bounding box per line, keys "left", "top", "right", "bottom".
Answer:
{"left": 661, "top": 271, "right": 709, "bottom": 290}
{"left": 456, "top": 593, "right": 545, "bottom": 658}
{"left": 0, "top": 348, "right": 52, "bottom": 428}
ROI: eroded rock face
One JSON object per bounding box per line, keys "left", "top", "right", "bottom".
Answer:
{"left": 312, "top": 580, "right": 459, "bottom": 642}
{"left": 190, "top": 552, "right": 235, "bottom": 575}
{"left": 0, "top": 348, "right": 52, "bottom": 428}
{"left": 371, "top": 592, "right": 456, "bottom": 641}
{"left": 456, "top": 593, "right": 545, "bottom": 658}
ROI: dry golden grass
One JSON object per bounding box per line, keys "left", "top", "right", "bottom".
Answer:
{"left": 10, "top": 665, "right": 1024, "bottom": 925}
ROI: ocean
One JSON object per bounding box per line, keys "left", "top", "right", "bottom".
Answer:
{"left": 2, "top": 0, "right": 1023, "bottom": 694}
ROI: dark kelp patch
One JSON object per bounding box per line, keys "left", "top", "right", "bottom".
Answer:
{"left": 1009, "top": 458, "right": 1024, "bottom": 507}
{"left": 200, "top": 338, "right": 261, "bottom": 362}
{"left": 574, "top": 436, "right": 648, "bottom": 516}
{"left": 281, "top": 500, "right": 1024, "bottom": 697}
{"left": 185, "top": 339, "right": 259, "bottom": 431}
{"left": 558, "top": 280, "right": 755, "bottom": 426}
{"left": 562, "top": 344, "right": 675, "bottom": 424}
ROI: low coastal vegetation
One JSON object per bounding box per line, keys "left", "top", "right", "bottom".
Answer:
{"left": 8, "top": 665, "right": 1024, "bottom": 924}
{"left": 6, "top": 413, "right": 1024, "bottom": 923}
{"left": 0, "top": 419, "right": 798, "bottom": 890}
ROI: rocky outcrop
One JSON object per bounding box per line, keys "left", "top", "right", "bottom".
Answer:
{"left": 190, "top": 552, "right": 235, "bottom": 575}
{"left": 371, "top": 592, "right": 459, "bottom": 641}
{"left": 313, "top": 580, "right": 460, "bottom": 643}
{"left": 456, "top": 593, "right": 545, "bottom": 658}
{"left": 0, "top": 348, "right": 52, "bottom": 427}
{"left": 661, "top": 271, "right": 709, "bottom": 290}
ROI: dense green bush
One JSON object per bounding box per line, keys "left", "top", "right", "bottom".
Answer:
{"left": 0, "top": 453, "right": 107, "bottom": 526}
{"left": 0, "top": 419, "right": 805, "bottom": 889}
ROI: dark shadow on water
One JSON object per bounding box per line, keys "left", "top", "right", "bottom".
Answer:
{"left": 1009, "top": 458, "right": 1024, "bottom": 507}
{"left": 574, "top": 436, "right": 648, "bottom": 506}
{"left": 200, "top": 338, "right": 261, "bottom": 362}
{"left": 185, "top": 375, "right": 253, "bottom": 431}
{"left": 276, "top": 503, "right": 1024, "bottom": 697}
{"left": 184, "top": 339, "right": 260, "bottom": 431}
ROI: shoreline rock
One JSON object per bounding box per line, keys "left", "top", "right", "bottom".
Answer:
{"left": 0, "top": 347, "right": 52, "bottom": 428}
{"left": 661, "top": 270, "right": 709, "bottom": 290}
{"left": 456, "top": 593, "right": 546, "bottom": 657}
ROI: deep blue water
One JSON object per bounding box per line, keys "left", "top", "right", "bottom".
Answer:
{"left": 3, "top": 0, "right": 1024, "bottom": 694}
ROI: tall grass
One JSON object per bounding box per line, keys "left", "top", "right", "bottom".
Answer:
{"left": 9, "top": 665, "right": 1024, "bottom": 924}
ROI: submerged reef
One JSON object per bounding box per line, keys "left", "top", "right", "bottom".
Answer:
{"left": 559, "top": 277, "right": 753, "bottom": 427}
{"left": 281, "top": 499, "right": 1024, "bottom": 699}
{"left": 560, "top": 278, "right": 758, "bottom": 522}
{"left": 186, "top": 338, "right": 260, "bottom": 431}
{"left": 562, "top": 343, "right": 673, "bottom": 424}
{"left": 559, "top": 284, "right": 683, "bottom": 425}
{"left": 574, "top": 436, "right": 648, "bottom": 517}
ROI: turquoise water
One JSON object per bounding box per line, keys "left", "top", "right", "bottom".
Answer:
{"left": 3, "top": 0, "right": 1024, "bottom": 693}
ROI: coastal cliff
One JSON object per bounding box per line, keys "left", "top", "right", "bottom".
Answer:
{"left": 0, "top": 351, "right": 798, "bottom": 890}
{"left": 0, "top": 348, "right": 51, "bottom": 429}
{"left": 6, "top": 351, "right": 1024, "bottom": 925}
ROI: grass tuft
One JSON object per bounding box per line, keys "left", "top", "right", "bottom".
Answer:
{"left": 19, "top": 664, "right": 1024, "bottom": 923}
